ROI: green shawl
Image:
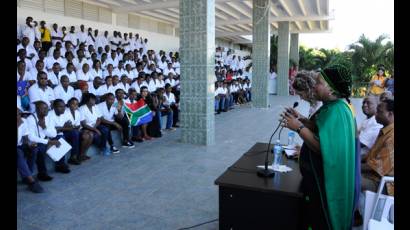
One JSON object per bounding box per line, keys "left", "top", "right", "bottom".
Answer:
{"left": 316, "top": 99, "right": 355, "bottom": 230}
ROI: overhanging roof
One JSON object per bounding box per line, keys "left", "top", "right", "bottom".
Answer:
{"left": 81, "top": 0, "right": 332, "bottom": 44}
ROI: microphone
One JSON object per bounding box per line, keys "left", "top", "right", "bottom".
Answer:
{"left": 257, "top": 101, "right": 299, "bottom": 177}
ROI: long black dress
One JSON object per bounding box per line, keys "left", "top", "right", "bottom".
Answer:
{"left": 298, "top": 112, "right": 332, "bottom": 230}
{"left": 142, "top": 94, "right": 162, "bottom": 138}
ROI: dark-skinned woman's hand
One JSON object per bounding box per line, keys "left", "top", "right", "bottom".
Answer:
{"left": 280, "top": 111, "right": 303, "bottom": 131}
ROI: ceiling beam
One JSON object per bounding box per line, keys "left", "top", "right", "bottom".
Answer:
{"left": 295, "top": 21, "right": 302, "bottom": 30}
{"left": 167, "top": 8, "right": 179, "bottom": 14}
{"left": 96, "top": 0, "right": 122, "bottom": 7}
{"left": 316, "top": 0, "right": 321, "bottom": 15}
{"left": 217, "top": 14, "right": 334, "bottom": 26}
{"left": 305, "top": 21, "right": 312, "bottom": 30}
{"left": 137, "top": 11, "right": 178, "bottom": 24}
{"left": 297, "top": 0, "right": 307, "bottom": 16}
{"left": 225, "top": 2, "right": 251, "bottom": 19}
{"left": 215, "top": 4, "right": 242, "bottom": 20}
{"left": 216, "top": 27, "right": 330, "bottom": 37}
{"left": 120, "top": 0, "right": 137, "bottom": 5}
{"left": 277, "top": 0, "right": 292, "bottom": 17}
{"left": 122, "top": 0, "right": 243, "bottom": 12}
{"left": 154, "top": 9, "right": 179, "bottom": 20}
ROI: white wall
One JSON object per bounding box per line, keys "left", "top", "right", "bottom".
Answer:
{"left": 17, "top": 7, "right": 180, "bottom": 53}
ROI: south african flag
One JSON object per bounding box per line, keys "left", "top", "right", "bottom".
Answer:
{"left": 124, "top": 99, "right": 153, "bottom": 126}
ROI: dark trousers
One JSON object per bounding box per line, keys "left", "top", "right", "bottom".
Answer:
{"left": 63, "top": 130, "right": 80, "bottom": 157}
{"left": 31, "top": 143, "right": 48, "bottom": 175}
{"left": 171, "top": 104, "right": 179, "bottom": 126}
{"left": 42, "top": 42, "right": 52, "bottom": 53}
{"left": 91, "top": 125, "right": 109, "bottom": 149}
{"left": 115, "top": 116, "right": 130, "bottom": 142}
{"left": 17, "top": 146, "right": 34, "bottom": 179}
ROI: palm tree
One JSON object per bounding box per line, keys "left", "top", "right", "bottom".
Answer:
{"left": 348, "top": 34, "right": 393, "bottom": 82}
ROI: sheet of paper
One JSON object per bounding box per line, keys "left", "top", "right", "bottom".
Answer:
{"left": 257, "top": 165, "right": 293, "bottom": 172}
{"left": 46, "top": 138, "right": 72, "bottom": 162}
{"left": 284, "top": 149, "right": 297, "bottom": 157}
{"left": 283, "top": 145, "right": 296, "bottom": 150}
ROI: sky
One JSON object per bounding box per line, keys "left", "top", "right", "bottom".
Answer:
{"left": 299, "top": 0, "right": 394, "bottom": 51}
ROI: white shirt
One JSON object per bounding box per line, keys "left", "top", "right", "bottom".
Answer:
{"left": 118, "top": 82, "right": 130, "bottom": 93}
{"left": 28, "top": 84, "right": 55, "bottom": 112}
{"left": 53, "top": 85, "right": 75, "bottom": 104}
{"left": 358, "top": 115, "right": 383, "bottom": 156}
{"left": 45, "top": 56, "right": 65, "bottom": 71}
{"left": 86, "top": 35, "right": 95, "bottom": 47}
{"left": 124, "top": 60, "right": 136, "bottom": 69}
{"left": 130, "top": 82, "right": 141, "bottom": 94}
{"left": 17, "top": 58, "right": 34, "bottom": 72}
{"left": 17, "top": 70, "right": 32, "bottom": 82}
{"left": 64, "top": 32, "right": 78, "bottom": 46}
{"left": 47, "top": 71, "right": 61, "bottom": 86}
{"left": 164, "top": 92, "right": 176, "bottom": 104}
{"left": 109, "top": 36, "right": 121, "bottom": 50}
{"left": 76, "top": 70, "right": 93, "bottom": 82}
{"left": 91, "top": 68, "right": 103, "bottom": 79}
{"left": 156, "top": 80, "right": 165, "bottom": 89}
{"left": 157, "top": 61, "right": 167, "bottom": 71}
{"left": 18, "top": 118, "right": 29, "bottom": 146}
{"left": 48, "top": 109, "right": 70, "bottom": 135}
{"left": 26, "top": 113, "right": 57, "bottom": 144}
{"left": 74, "top": 58, "right": 92, "bottom": 71}
{"left": 21, "top": 24, "right": 36, "bottom": 46}
{"left": 60, "top": 70, "right": 77, "bottom": 83}
{"left": 96, "top": 84, "right": 116, "bottom": 96}
{"left": 17, "top": 95, "right": 22, "bottom": 111}
{"left": 215, "top": 87, "right": 225, "bottom": 96}
{"left": 74, "top": 89, "right": 83, "bottom": 102}
{"left": 165, "top": 78, "right": 176, "bottom": 87}
{"left": 95, "top": 35, "right": 109, "bottom": 49}
{"left": 17, "top": 44, "right": 37, "bottom": 59}
{"left": 163, "top": 68, "right": 176, "bottom": 77}
{"left": 147, "top": 80, "right": 157, "bottom": 93}
{"left": 66, "top": 109, "right": 82, "bottom": 127}
{"left": 230, "top": 85, "right": 239, "bottom": 93}
{"left": 51, "top": 29, "right": 63, "bottom": 46}
{"left": 79, "top": 105, "right": 101, "bottom": 127}
{"left": 77, "top": 31, "right": 88, "bottom": 44}
{"left": 106, "top": 57, "right": 119, "bottom": 68}
{"left": 124, "top": 70, "right": 136, "bottom": 80}
{"left": 87, "top": 82, "right": 99, "bottom": 95}
{"left": 97, "top": 102, "right": 118, "bottom": 122}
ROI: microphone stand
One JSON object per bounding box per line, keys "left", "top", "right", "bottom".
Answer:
{"left": 257, "top": 102, "right": 298, "bottom": 178}
{"left": 257, "top": 120, "right": 282, "bottom": 177}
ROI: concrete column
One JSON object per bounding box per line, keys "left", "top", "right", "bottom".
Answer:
{"left": 290, "top": 33, "right": 299, "bottom": 65}
{"left": 179, "top": 0, "right": 215, "bottom": 145}
{"left": 276, "top": 21, "right": 290, "bottom": 96}
{"left": 251, "top": 0, "right": 270, "bottom": 108}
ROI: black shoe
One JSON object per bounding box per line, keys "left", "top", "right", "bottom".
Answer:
{"left": 37, "top": 173, "right": 53, "bottom": 182}
{"left": 110, "top": 146, "right": 120, "bottom": 154}
{"left": 122, "top": 141, "right": 135, "bottom": 148}
{"left": 55, "top": 165, "right": 71, "bottom": 174}
{"left": 68, "top": 156, "right": 81, "bottom": 165}
{"left": 132, "top": 137, "right": 144, "bottom": 143}
{"left": 22, "top": 177, "right": 30, "bottom": 185}
{"left": 28, "top": 181, "right": 44, "bottom": 193}
{"left": 222, "top": 109, "right": 228, "bottom": 112}
{"left": 79, "top": 155, "right": 91, "bottom": 161}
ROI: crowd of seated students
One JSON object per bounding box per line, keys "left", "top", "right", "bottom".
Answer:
{"left": 214, "top": 47, "right": 252, "bottom": 114}
{"left": 17, "top": 16, "right": 253, "bottom": 193}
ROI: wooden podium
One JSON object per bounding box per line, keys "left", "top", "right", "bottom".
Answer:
{"left": 215, "top": 143, "right": 304, "bottom": 230}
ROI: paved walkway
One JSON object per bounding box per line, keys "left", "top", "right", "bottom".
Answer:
{"left": 17, "top": 96, "right": 364, "bottom": 230}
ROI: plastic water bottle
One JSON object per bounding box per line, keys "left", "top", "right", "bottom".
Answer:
{"left": 288, "top": 131, "right": 296, "bottom": 146}
{"left": 273, "top": 139, "right": 283, "bottom": 167}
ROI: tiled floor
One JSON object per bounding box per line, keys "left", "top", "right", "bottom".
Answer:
{"left": 17, "top": 96, "right": 365, "bottom": 230}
